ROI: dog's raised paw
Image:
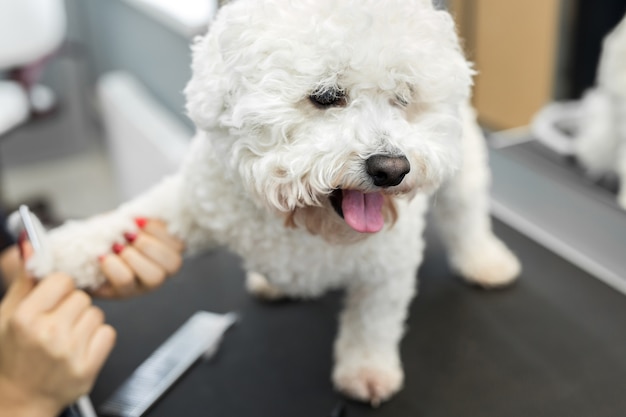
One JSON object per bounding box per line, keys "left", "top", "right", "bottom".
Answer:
{"left": 332, "top": 363, "right": 404, "bottom": 406}
{"left": 245, "top": 271, "right": 285, "bottom": 301}
{"left": 452, "top": 236, "right": 521, "bottom": 288}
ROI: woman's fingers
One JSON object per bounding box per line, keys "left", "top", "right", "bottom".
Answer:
{"left": 84, "top": 324, "right": 116, "bottom": 375}
{"left": 19, "top": 273, "right": 76, "bottom": 315}
{"left": 72, "top": 305, "right": 116, "bottom": 375}
{"left": 130, "top": 233, "right": 182, "bottom": 275}
{"left": 137, "top": 219, "right": 184, "bottom": 253}
{"left": 0, "top": 264, "right": 36, "bottom": 318}
{"left": 117, "top": 246, "right": 166, "bottom": 291}
{"left": 72, "top": 306, "right": 106, "bottom": 352}
{"left": 93, "top": 218, "right": 184, "bottom": 298}
{"left": 98, "top": 254, "right": 135, "bottom": 297}
{"left": 96, "top": 246, "right": 169, "bottom": 298}
{"left": 51, "top": 290, "right": 92, "bottom": 328}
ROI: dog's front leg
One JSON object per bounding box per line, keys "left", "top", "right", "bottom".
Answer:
{"left": 27, "top": 174, "right": 210, "bottom": 289}
{"left": 433, "top": 103, "right": 521, "bottom": 287}
{"left": 332, "top": 271, "right": 415, "bottom": 405}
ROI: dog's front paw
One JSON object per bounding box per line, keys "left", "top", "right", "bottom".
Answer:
{"left": 451, "top": 236, "right": 521, "bottom": 288}
{"left": 30, "top": 216, "right": 137, "bottom": 289}
{"left": 245, "top": 271, "right": 285, "bottom": 301}
{"left": 332, "top": 358, "right": 404, "bottom": 406}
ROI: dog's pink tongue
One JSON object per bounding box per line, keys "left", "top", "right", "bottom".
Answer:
{"left": 341, "top": 190, "right": 385, "bottom": 233}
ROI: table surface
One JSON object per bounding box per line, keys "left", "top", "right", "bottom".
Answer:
{"left": 91, "top": 220, "right": 626, "bottom": 417}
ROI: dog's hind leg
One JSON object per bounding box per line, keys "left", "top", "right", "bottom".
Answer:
{"left": 245, "top": 271, "right": 285, "bottom": 301}
{"left": 332, "top": 269, "right": 415, "bottom": 405}
{"left": 432, "top": 103, "right": 521, "bottom": 288}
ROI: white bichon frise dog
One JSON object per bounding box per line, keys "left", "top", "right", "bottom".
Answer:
{"left": 31, "top": 0, "right": 521, "bottom": 404}
{"left": 533, "top": 13, "right": 626, "bottom": 209}
{"left": 573, "top": 14, "right": 626, "bottom": 209}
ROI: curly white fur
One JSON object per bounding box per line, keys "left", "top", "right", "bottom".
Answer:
{"left": 574, "top": 14, "right": 626, "bottom": 208}
{"left": 33, "top": 0, "right": 520, "bottom": 404}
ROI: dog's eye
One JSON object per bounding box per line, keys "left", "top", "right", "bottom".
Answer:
{"left": 309, "top": 88, "right": 347, "bottom": 108}
{"left": 395, "top": 95, "right": 409, "bottom": 107}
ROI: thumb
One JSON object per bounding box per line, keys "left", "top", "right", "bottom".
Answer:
{"left": 0, "top": 243, "right": 36, "bottom": 319}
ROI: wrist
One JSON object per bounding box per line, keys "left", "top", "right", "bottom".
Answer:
{"left": 0, "top": 375, "right": 64, "bottom": 417}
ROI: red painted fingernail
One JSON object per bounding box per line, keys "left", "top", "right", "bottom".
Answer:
{"left": 112, "top": 243, "right": 125, "bottom": 255}
{"left": 135, "top": 217, "right": 148, "bottom": 229}
{"left": 124, "top": 232, "right": 137, "bottom": 243}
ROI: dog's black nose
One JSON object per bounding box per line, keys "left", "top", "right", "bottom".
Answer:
{"left": 366, "top": 154, "right": 410, "bottom": 187}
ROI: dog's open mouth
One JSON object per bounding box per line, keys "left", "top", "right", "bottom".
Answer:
{"left": 329, "top": 189, "right": 385, "bottom": 233}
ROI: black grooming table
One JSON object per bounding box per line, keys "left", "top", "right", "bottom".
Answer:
{"left": 91, "top": 220, "right": 626, "bottom": 417}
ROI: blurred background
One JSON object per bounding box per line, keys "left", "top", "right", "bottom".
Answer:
{"left": 0, "top": 0, "right": 625, "bottom": 288}
{"left": 449, "top": 0, "right": 626, "bottom": 128}
{"left": 0, "top": 0, "right": 211, "bottom": 220}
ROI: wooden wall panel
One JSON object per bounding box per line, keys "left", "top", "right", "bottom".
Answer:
{"left": 449, "top": 0, "right": 561, "bottom": 129}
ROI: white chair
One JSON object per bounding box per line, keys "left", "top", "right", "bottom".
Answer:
{"left": 0, "top": 0, "right": 66, "bottom": 136}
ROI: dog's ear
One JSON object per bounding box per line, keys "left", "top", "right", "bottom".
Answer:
{"left": 184, "top": 29, "right": 228, "bottom": 131}
{"left": 185, "top": 0, "right": 246, "bottom": 131}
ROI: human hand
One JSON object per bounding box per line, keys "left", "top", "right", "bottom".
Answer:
{"left": 0, "top": 245, "right": 21, "bottom": 287}
{"left": 0, "top": 264, "right": 116, "bottom": 417}
{"left": 92, "top": 218, "right": 184, "bottom": 298}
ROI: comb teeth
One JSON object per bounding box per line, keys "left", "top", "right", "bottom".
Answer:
{"left": 99, "top": 311, "right": 237, "bottom": 417}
